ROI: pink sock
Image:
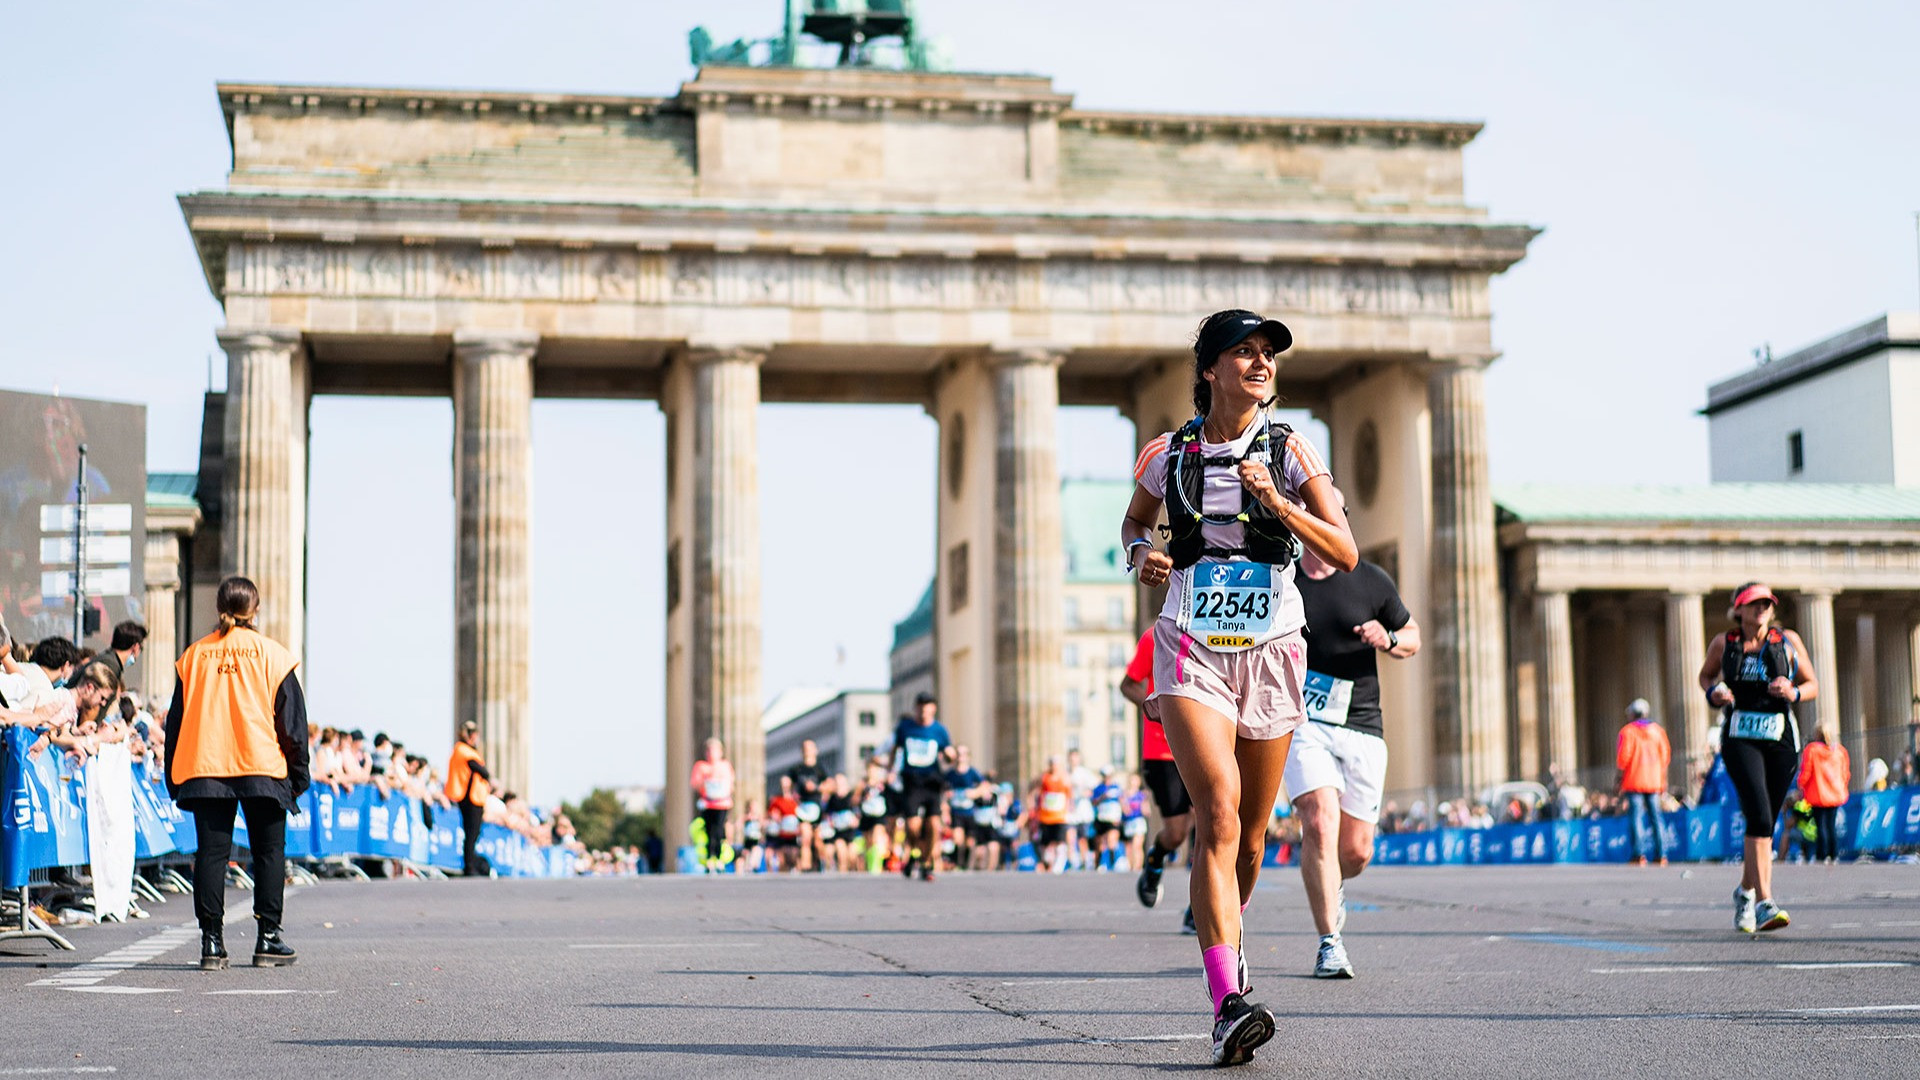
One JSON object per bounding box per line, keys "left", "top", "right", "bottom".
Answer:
{"left": 1202, "top": 944, "right": 1240, "bottom": 1015}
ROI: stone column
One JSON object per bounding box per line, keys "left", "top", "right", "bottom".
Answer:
{"left": 1622, "top": 600, "right": 1668, "bottom": 786}
{"left": 1850, "top": 611, "right": 1876, "bottom": 780}
{"left": 691, "top": 348, "right": 765, "bottom": 812}
{"left": 993, "top": 350, "right": 1066, "bottom": 787}
{"left": 141, "top": 532, "right": 182, "bottom": 708}
{"left": 1427, "top": 358, "right": 1507, "bottom": 795}
{"left": 218, "top": 327, "right": 307, "bottom": 656}
{"left": 1535, "top": 590, "right": 1578, "bottom": 781}
{"left": 453, "top": 331, "right": 535, "bottom": 796}
{"left": 1798, "top": 589, "right": 1839, "bottom": 745}
{"left": 1908, "top": 609, "right": 1920, "bottom": 764}
{"left": 1664, "top": 591, "right": 1711, "bottom": 796}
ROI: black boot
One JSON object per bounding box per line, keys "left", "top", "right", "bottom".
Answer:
{"left": 253, "top": 926, "right": 297, "bottom": 967}
{"left": 200, "top": 927, "right": 228, "bottom": 971}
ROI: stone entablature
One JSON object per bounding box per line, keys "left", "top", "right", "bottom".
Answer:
{"left": 213, "top": 67, "right": 1492, "bottom": 216}
{"left": 1508, "top": 523, "right": 1920, "bottom": 594}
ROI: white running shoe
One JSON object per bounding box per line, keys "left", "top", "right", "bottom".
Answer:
{"left": 1754, "top": 898, "right": 1790, "bottom": 932}
{"left": 1314, "top": 934, "right": 1354, "bottom": 979}
{"left": 1733, "top": 887, "right": 1757, "bottom": 934}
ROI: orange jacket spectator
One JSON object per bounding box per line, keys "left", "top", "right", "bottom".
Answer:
{"left": 1797, "top": 738, "right": 1850, "bottom": 808}
{"left": 1616, "top": 720, "right": 1670, "bottom": 795}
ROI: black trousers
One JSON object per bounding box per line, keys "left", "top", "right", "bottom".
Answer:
{"left": 459, "top": 799, "right": 487, "bottom": 875}
{"left": 189, "top": 797, "right": 286, "bottom": 933}
{"left": 700, "top": 807, "right": 728, "bottom": 862}
{"left": 1811, "top": 805, "right": 1840, "bottom": 861}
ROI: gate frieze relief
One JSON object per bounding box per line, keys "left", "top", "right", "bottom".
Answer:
{"left": 226, "top": 241, "right": 1480, "bottom": 319}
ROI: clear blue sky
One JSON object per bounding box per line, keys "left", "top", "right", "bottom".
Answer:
{"left": 3, "top": 1, "right": 1916, "bottom": 802}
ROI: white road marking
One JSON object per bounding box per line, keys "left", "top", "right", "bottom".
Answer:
{"left": 1591, "top": 966, "right": 1720, "bottom": 974}
{"left": 1777, "top": 962, "right": 1913, "bottom": 970}
{"left": 1794, "top": 1003, "right": 1920, "bottom": 1015}
{"left": 1087, "top": 1034, "right": 1209, "bottom": 1043}
{"left": 567, "top": 942, "right": 758, "bottom": 950}
{"left": 204, "top": 989, "right": 338, "bottom": 996}
{"left": 27, "top": 924, "right": 200, "bottom": 989}
{"left": 1830, "top": 922, "right": 1863, "bottom": 928}
{"left": 0, "top": 1069, "right": 119, "bottom": 1076}
{"left": 1821, "top": 1033, "right": 1920, "bottom": 1041}
{"left": 999, "top": 978, "right": 1149, "bottom": 986}
{"left": 1874, "top": 920, "right": 1920, "bottom": 927}
{"left": 56, "top": 986, "right": 179, "bottom": 995}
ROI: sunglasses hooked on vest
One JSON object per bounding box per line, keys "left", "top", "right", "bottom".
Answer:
{"left": 1163, "top": 415, "right": 1299, "bottom": 571}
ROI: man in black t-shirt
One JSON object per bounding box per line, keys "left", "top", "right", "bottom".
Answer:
{"left": 786, "top": 740, "right": 830, "bottom": 872}
{"left": 1284, "top": 544, "right": 1419, "bottom": 980}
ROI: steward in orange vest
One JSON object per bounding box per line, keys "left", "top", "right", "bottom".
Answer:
{"left": 445, "top": 720, "right": 494, "bottom": 876}
{"left": 163, "top": 576, "right": 309, "bottom": 971}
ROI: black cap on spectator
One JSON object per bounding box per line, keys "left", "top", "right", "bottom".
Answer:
{"left": 913, "top": 691, "right": 937, "bottom": 707}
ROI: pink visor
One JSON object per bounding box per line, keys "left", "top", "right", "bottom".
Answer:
{"left": 1732, "top": 584, "right": 1776, "bottom": 608}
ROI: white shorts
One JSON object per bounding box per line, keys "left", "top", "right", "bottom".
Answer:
{"left": 1282, "top": 719, "right": 1389, "bottom": 823}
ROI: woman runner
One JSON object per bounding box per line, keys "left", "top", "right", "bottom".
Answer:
{"left": 690, "top": 738, "right": 736, "bottom": 873}
{"left": 1122, "top": 309, "right": 1356, "bottom": 1066}
{"left": 1696, "top": 582, "right": 1819, "bottom": 932}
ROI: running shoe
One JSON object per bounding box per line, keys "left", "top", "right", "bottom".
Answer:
{"left": 1210, "top": 992, "right": 1275, "bottom": 1067}
{"left": 1314, "top": 934, "right": 1354, "bottom": 979}
{"left": 1181, "top": 906, "right": 1198, "bottom": 935}
{"left": 1733, "top": 887, "right": 1757, "bottom": 933}
{"left": 901, "top": 853, "right": 917, "bottom": 880}
{"left": 1137, "top": 857, "right": 1166, "bottom": 909}
{"left": 1754, "top": 899, "right": 1790, "bottom": 932}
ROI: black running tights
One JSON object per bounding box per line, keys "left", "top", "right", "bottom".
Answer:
{"left": 1722, "top": 737, "right": 1799, "bottom": 839}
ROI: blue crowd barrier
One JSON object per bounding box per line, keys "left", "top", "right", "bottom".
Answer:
{"left": 1, "top": 728, "right": 572, "bottom": 887}
{"left": 1372, "top": 786, "right": 1920, "bottom": 867}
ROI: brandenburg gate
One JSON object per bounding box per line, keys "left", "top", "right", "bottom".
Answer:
{"left": 180, "top": 63, "right": 1536, "bottom": 836}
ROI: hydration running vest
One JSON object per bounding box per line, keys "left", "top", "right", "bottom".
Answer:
{"left": 1721, "top": 627, "right": 1796, "bottom": 715}
{"left": 1163, "top": 415, "right": 1299, "bottom": 571}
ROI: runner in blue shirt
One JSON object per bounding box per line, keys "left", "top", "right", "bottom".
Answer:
{"left": 1091, "top": 768, "right": 1126, "bottom": 871}
{"left": 890, "top": 691, "right": 954, "bottom": 881}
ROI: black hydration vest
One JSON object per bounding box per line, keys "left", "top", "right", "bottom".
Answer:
{"left": 1721, "top": 627, "right": 1795, "bottom": 716}
{"left": 1163, "top": 416, "right": 1299, "bottom": 571}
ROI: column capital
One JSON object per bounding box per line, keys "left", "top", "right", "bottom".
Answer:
{"left": 988, "top": 347, "right": 1065, "bottom": 369}
{"left": 1797, "top": 586, "right": 1839, "bottom": 601}
{"left": 682, "top": 343, "right": 767, "bottom": 367}
{"left": 453, "top": 329, "right": 539, "bottom": 360}
{"left": 216, "top": 326, "right": 302, "bottom": 354}
{"left": 1427, "top": 351, "right": 1499, "bottom": 374}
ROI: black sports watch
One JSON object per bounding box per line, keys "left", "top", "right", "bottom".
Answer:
{"left": 1385, "top": 629, "right": 1400, "bottom": 652}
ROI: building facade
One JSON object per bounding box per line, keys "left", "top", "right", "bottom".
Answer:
{"left": 763, "top": 689, "right": 892, "bottom": 786}
{"left": 1707, "top": 313, "right": 1920, "bottom": 485}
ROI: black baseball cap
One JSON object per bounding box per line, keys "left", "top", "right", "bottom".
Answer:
{"left": 1196, "top": 309, "right": 1293, "bottom": 363}
{"left": 913, "top": 691, "right": 937, "bottom": 707}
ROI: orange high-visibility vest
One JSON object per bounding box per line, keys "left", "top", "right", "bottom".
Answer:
{"left": 1616, "top": 721, "right": 1671, "bottom": 795}
{"left": 170, "top": 626, "right": 299, "bottom": 785}
{"left": 446, "top": 741, "right": 490, "bottom": 805}
{"left": 1797, "top": 742, "right": 1850, "bottom": 808}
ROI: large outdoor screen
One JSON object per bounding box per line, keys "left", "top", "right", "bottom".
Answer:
{"left": 0, "top": 388, "right": 147, "bottom": 653}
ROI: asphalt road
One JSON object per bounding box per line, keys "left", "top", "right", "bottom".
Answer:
{"left": 2, "top": 861, "right": 1917, "bottom": 1078}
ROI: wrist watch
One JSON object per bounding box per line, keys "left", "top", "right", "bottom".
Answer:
{"left": 1385, "top": 629, "right": 1399, "bottom": 652}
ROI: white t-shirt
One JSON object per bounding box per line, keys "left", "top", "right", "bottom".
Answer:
{"left": 1133, "top": 414, "right": 1332, "bottom": 642}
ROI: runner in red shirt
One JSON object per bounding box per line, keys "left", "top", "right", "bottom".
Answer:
{"left": 1122, "top": 627, "right": 1194, "bottom": 923}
